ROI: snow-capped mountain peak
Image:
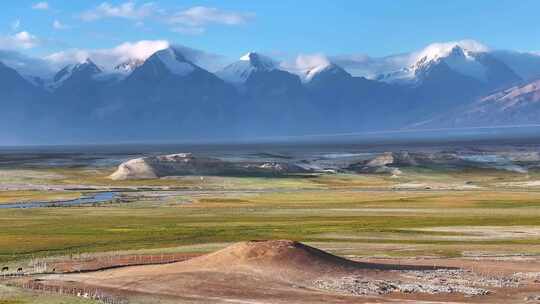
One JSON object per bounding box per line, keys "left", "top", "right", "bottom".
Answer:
{"left": 148, "top": 48, "right": 196, "bottom": 76}
{"left": 239, "top": 52, "right": 276, "bottom": 70}
{"left": 280, "top": 54, "right": 348, "bottom": 83}
{"left": 413, "top": 45, "right": 488, "bottom": 81}
{"left": 297, "top": 61, "right": 352, "bottom": 83}
{"left": 413, "top": 40, "right": 488, "bottom": 64}
{"left": 50, "top": 58, "right": 103, "bottom": 89}
{"left": 300, "top": 62, "right": 352, "bottom": 85}
{"left": 217, "top": 52, "right": 277, "bottom": 83}
{"left": 378, "top": 41, "right": 491, "bottom": 83}
{"left": 302, "top": 62, "right": 335, "bottom": 82}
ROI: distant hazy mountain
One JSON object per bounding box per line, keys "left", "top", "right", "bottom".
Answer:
{"left": 491, "top": 50, "right": 540, "bottom": 82}
{"left": 303, "top": 61, "right": 408, "bottom": 131}
{"left": 421, "top": 79, "right": 540, "bottom": 128}
{"left": 47, "top": 59, "right": 115, "bottom": 133}
{"left": 217, "top": 52, "right": 317, "bottom": 136}
{"left": 98, "top": 48, "right": 241, "bottom": 140}
{"left": 51, "top": 59, "right": 102, "bottom": 90}
{"left": 0, "top": 60, "right": 44, "bottom": 107}
{"left": 0, "top": 60, "right": 49, "bottom": 141}
{"left": 2, "top": 40, "right": 540, "bottom": 144}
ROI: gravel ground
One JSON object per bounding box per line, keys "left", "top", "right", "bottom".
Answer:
{"left": 314, "top": 269, "right": 529, "bottom": 297}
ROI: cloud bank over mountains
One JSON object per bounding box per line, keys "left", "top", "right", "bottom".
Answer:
{"left": 45, "top": 40, "right": 171, "bottom": 71}
{"left": 5, "top": 39, "right": 227, "bottom": 76}
{"left": 5, "top": 38, "right": 536, "bottom": 80}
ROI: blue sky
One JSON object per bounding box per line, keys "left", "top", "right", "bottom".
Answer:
{"left": 1, "top": 0, "right": 540, "bottom": 71}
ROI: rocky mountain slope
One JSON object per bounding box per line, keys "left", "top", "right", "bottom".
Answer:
{"left": 425, "top": 79, "right": 540, "bottom": 128}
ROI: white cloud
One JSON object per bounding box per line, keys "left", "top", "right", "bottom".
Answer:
{"left": 109, "top": 40, "right": 170, "bottom": 61}
{"left": 294, "top": 54, "right": 330, "bottom": 70}
{"left": 281, "top": 53, "right": 330, "bottom": 74}
{"left": 168, "top": 6, "right": 253, "bottom": 27}
{"left": 170, "top": 44, "right": 227, "bottom": 71}
{"left": 331, "top": 53, "right": 411, "bottom": 78}
{"left": 168, "top": 6, "right": 254, "bottom": 35}
{"left": 80, "top": 2, "right": 157, "bottom": 21}
{"left": 13, "top": 32, "right": 40, "bottom": 49}
{"left": 79, "top": 2, "right": 253, "bottom": 35}
{"left": 44, "top": 40, "right": 227, "bottom": 72}
{"left": 279, "top": 53, "right": 334, "bottom": 81}
{"left": 45, "top": 40, "right": 170, "bottom": 70}
{"left": 32, "top": 1, "right": 49, "bottom": 10}
{"left": 412, "top": 39, "right": 489, "bottom": 63}
{"left": 11, "top": 19, "right": 21, "bottom": 31}
{"left": 0, "top": 31, "right": 40, "bottom": 50}
{"left": 171, "top": 26, "right": 205, "bottom": 36}
{"left": 330, "top": 40, "right": 490, "bottom": 79}
{"left": 278, "top": 52, "right": 411, "bottom": 79}
{"left": 52, "top": 20, "right": 69, "bottom": 30}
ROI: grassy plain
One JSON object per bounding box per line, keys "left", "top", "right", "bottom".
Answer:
{"left": 1, "top": 167, "right": 540, "bottom": 264}
{"left": 2, "top": 166, "right": 540, "bottom": 303}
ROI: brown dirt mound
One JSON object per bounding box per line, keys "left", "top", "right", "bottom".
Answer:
{"left": 181, "top": 240, "right": 362, "bottom": 280}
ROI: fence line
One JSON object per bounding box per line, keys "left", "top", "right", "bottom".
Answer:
{"left": 1, "top": 252, "right": 184, "bottom": 277}
{"left": 13, "top": 280, "right": 129, "bottom": 304}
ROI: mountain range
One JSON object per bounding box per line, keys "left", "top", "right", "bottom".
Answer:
{"left": 2, "top": 40, "right": 540, "bottom": 144}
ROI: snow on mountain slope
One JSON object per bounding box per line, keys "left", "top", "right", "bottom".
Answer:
{"left": 153, "top": 48, "right": 195, "bottom": 76}
{"left": 378, "top": 41, "right": 490, "bottom": 83}
{"left": 303, "top": 63, "right": 352, "bottom": 86}
{"left": 281, "top": 54, "right": 347, "bottom": 83}
{"left": 413, "top": 40, "right": 489, "bottom": 65}
{"left": 114, "top": 59, "right": 145, "bottom": 74}
{"left": 425, "top": 46, "right": 487, "bottom": 81}
{"left": 217, "top": 52, "right": 277, "bottom": 83}
{"left": 302, "top": 62, "right": 333, "bottom": 82}
{"left": 375, "top": 40, "right": 522, "bottom": 93}
{"left": 49, "top": 59, "right": 103, "bottom": 90}
{"left": 240, "top": 52, "right": 275, "bottom": 69}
